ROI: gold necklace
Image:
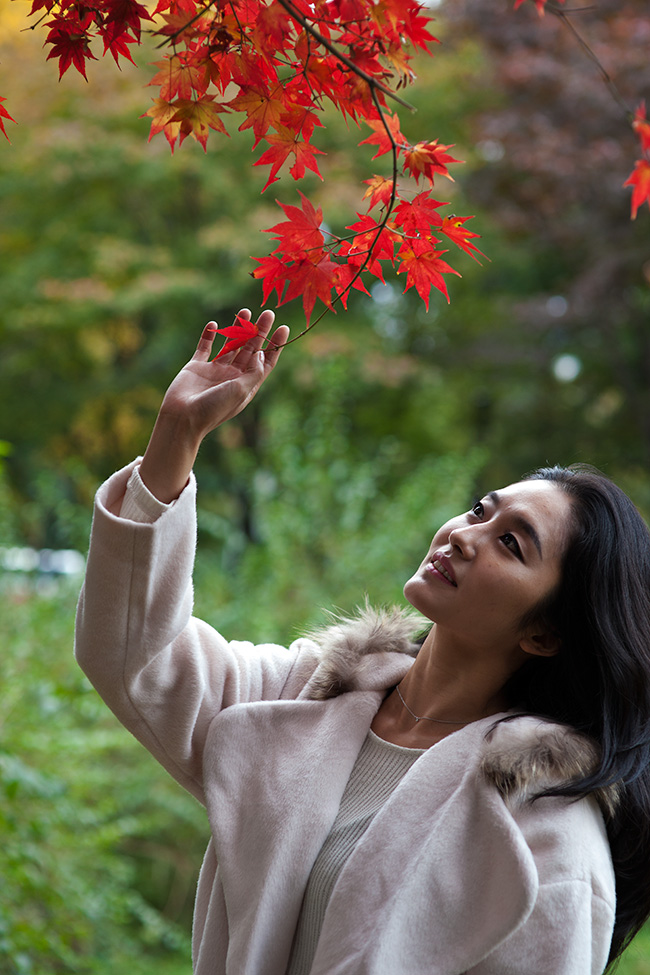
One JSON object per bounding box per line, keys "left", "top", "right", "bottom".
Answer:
{"left": 395, "top": 684, "right": 473, "bottom": 725}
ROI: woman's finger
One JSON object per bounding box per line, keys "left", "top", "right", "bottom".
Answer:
{"left": 262, "top": 324, "right": 290, "bottom": 371}
{"left": 193, "top": 322, "right": 219, "bottom": 361}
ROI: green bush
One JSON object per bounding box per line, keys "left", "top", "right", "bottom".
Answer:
{"left": 0, "top": 579, "right": 202, "bottom": 974}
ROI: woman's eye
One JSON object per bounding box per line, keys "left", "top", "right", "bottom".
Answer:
{"left": 501, "top": 532, "right": 521, "bottom": 556}
{"left": 471, "top": 500, "right": 485, "bottom": 518}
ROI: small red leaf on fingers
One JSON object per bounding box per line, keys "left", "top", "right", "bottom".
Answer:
{"left": 213, "top": 314, "right": 259, "bottom": 358}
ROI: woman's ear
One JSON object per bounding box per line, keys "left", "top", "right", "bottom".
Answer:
{"left": 519, "top": 628, "right": 561, "bottom": 658}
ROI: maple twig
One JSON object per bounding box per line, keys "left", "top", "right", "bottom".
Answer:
{"left": 274, "top": 0, "right": 417, "bottom": 114}
{"left": 22, "top": 12, "right": 51, "bottom": 32}
{"left": 546, "top": 1, "right": 634, "bottom": 121}
{"left": 278, "top": 88, "right": 401, "bottom": 347}
{"left": 154, "top": 0, "right": 221, "bottom": 47}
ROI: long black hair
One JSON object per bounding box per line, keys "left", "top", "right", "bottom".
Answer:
{"left": 507, "top": 464, "right": 650, "bottom": 965}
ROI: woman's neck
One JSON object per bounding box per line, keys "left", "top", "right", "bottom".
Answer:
{"left": 371, "top": 627, "right": 517, "bottom": 749}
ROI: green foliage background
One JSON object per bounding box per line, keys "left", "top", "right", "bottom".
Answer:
{"left": 1, "top": 0, "right": 650, "bottom": 970}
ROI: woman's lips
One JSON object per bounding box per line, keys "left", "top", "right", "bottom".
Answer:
{"left": 426, "top": 554, "right": 457, "bottom": 587}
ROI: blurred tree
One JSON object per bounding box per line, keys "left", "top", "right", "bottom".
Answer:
{"left": 432, "top": 0, "right": 650, "bottom": 502}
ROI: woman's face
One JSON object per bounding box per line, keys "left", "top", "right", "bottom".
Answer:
{"left": 404, "top": 480, "right": 574, "bottom": 655}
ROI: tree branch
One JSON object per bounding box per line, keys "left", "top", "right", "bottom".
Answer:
{"left": 278, "top": 87, "right": 401, "bottom": 346}
{"left": 275, "top": 0, "right": 417, "bottom": 114}
{"left": 547, "top": 2, "right": 634, "bottom": 121}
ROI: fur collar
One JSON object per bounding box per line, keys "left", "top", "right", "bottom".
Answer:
{"left": 302, "top": 602, "right": 420, "bottom": 700}
{"left": 302, "top": 604, "right": 619, "bottom": 816}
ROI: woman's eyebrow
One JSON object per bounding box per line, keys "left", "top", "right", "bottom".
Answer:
{"left": 487, "top": 490, "right": 543, "bottom": 558}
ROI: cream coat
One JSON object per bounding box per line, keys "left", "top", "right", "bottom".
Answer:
{"left": 75, "top": 461, "right": 616, "bottom": 975}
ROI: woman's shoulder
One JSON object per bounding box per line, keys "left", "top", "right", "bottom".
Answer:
{"left": 480, "top": 714, "right": 618, "bottom": 819}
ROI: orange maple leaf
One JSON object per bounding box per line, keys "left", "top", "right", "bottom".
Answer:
{"left": 382, "top": 41, "right": 416, "bottom": 82}
{"left": 403, "top": 140, "right": 461, "bottom": 185}
{"left": 229, "top": 87, "right": 287, "bottom": 146}
{"left": 362, "top": 175, "right": 395, "bottom": 211}
{"left": 143, "top": 97, "right": 183, "bottom": 150}
{"left": 396, "top": 240, "right": 461, "bottom": 307}
{"left": 149, "top": 54, "right": 209, "bottom": 101}
{"left": 172, "top": 96, "right": 229, "bottom": 151}
{"left": 213, "top": 313, "right": 259, "bottom": 358}
{"left": 624, "top": 159, "right": 650, "bottom": 220}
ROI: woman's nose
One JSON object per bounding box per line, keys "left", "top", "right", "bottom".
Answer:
{"left": 448, "top": 524, "right": 477, "bottom": 559}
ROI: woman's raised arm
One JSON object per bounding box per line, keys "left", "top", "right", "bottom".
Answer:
{"left": 139, "top": 308, "right": 288, "bottom": 503}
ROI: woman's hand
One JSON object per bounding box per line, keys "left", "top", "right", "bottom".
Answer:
{"left": 139, "top": 309, "right": 288, "bottom": 503}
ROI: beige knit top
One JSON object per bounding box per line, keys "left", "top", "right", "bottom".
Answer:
{"left": 286, "top": 731, "right": 425, "bottom": 975}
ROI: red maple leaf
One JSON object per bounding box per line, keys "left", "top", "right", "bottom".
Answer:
{"left": 513, "top": 0, "right": 563, "bottom": 13}
{"left": 250, "top": 252, "right": 291, "bottom": 305}
{"left": 624, "top": 159, "right": 650, "bottom": 220}
{"left": 440, "top": 215, "right": 488, "bottom": 263}
{"left": 282, "top": 251, "right": 339, "bottom": 324}
{"left": 103, "top": 0, "right": 152, "bottom": 40}
{"left": 396, "top": 240, "right": 461, "bottom": 307}
{"left": 345, "top": 214, "right": 399, "bottom": 263}
{"left": 338, "top": 238, "right": 387, "bottom": 284}
{"left": 359, "top": 111, "right": 406, "bottom": 160}
{"left": 250, "top": 1, "right": 293, "bottom": 58}
{"left": 0, "top": 97, "right": 17, "bottom": 142}
{"left": 253, "top": 248, "right": 339, "bottom": 324}
{"left": 265, "top": 192, "right": 326, "bottom": 258}
{"left": 633, "top": 101, "right": 650, "bottom": 154}
{"left": 333, "top": 261, "right": 372, "bottom": 309}
{"left": 29, "top": 0, "right": 57, "bottom": 14}
{"left": 45, "top": 17, "right": 97, "bottom": 80}
{"left": 392, "top": 192, "right": 446, "bottom": 238}
{"left": 213, "top": 313, "right": 259, "bottom": 358}
{"left": 255, "top": 125, "right": 325, "bottom": 191}
{"left": 102, "top": 28, "right": 138, "bottom": 67}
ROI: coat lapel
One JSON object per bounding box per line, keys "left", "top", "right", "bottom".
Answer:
{"left": 311, "top": 716, "right": 539, "bottom": 975}
{"left": 204, "top": 702, "right": 540, "bottom": 975}
{"left": 203, "top": 690, "right": 384, "bottom": 975}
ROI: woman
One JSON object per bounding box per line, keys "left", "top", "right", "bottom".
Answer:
{"left": 75, "top": 309, "right": 650, "bottom": 974}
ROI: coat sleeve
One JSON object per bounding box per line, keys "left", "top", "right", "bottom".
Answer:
{"left": 466, "top": 795, "right": 616, "bottom": 975}
{"left": 74, "top": 461, "right": 318, "bottom": 804}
